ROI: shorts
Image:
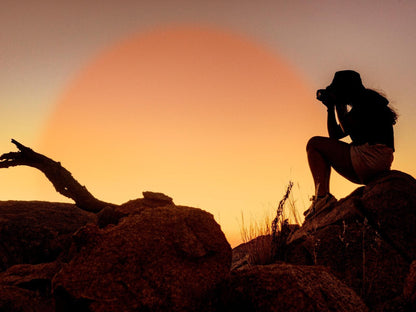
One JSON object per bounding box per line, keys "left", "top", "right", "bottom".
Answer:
{"left": 350, "top": 143, "right": 394, "bottom": 184}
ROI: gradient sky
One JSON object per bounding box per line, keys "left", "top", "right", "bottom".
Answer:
{"left": 1, "top": 0, "right": 416, "bottom": 247}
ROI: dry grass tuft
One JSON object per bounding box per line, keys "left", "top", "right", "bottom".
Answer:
{"left": 239, "top": 181, "right": 302, "bottom": 266}
{"left": 239, "top": 211, "right": 273, "bottom": 265}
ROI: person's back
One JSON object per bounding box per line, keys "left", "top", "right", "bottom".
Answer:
{"left": 345, "top": 89, "right": 396, "bottom": 150}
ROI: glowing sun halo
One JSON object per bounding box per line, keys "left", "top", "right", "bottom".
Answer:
{"left": 39, "top": 26, "right": 315, "bottom": 246}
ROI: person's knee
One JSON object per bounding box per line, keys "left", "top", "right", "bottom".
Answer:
{"left": 306, "top": 136, "right": 326, "bottom": 152}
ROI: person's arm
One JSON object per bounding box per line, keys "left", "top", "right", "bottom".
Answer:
{"left": 335, "top": 103, "right": 355, "bottom": 136}
{"left": 327, "top": 104, "right": 347, "bottom": 139}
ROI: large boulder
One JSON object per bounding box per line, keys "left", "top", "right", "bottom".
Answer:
{"left": 52, "top": 201, "right": 231, "bottom": 311}
{"left": 0, "top": 201, "right": 96, "bottom": 271}
{"left": 0, "top": 194, "right": 231, "bottom": 311}
{"left": 286, "top": 170, "right": 416, "bottom": 310}
{"left": 221, "top": 263, "right": 368, "bottom": 312}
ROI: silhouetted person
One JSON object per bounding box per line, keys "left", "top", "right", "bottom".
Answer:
{"left": 304, "top": 70, "right": 397, "bottom": 219}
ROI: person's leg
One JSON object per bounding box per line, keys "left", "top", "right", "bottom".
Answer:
{"left": 307, "top": 136, "right": 360, "bottom": 197}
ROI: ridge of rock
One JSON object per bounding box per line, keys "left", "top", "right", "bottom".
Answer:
{"left": 285, "top": 170, "right": 416, "bottom": 310}
{"left": 0, "top": 194, "right": 231, "bottom": 311}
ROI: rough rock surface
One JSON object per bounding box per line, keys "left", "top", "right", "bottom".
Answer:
{"left": 0, "top": 261, "right": 61, "bottom": 288}
{"left": 403, "top": 260, "right": 416, "bottom": 310}
{"left": 52, "top": 203, "right": 231, "bottom": 312}
{"left": 0, "top": 262, "right": 60, "bottom": 312}
{"left": 96, "top": 191, "right": 174, "bottom": 228}
{"left": 0, "top": 201, "right": 96, "bottom": 270}
{"left": 1, "top": 168, "right": 415, "bottom": 311}
{"left": 231, "top": 235, "right": 273, "bottom": 270}
{"left": 285, "top": 170, "right": 416, "bottom": 310}
{"left": 0, "top": 285, "right": 54, "bottom": 312}
{"left": 0, "top": 194, "right": 231, "bottom": 312}
{"left": 221, "top": 263, "right": 368, "bottom": 312}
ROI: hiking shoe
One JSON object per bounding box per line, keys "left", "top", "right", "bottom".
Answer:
{"left": 304, "top": 193, "right": 337, "bottom": 220}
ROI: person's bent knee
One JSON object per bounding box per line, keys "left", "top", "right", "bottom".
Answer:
{"left": 306, "top": 136, "right": 327, "bottom": 152}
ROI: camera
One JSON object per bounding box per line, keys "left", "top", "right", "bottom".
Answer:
{"left": 316, "top": 89, "right": 329, "bottom": 102}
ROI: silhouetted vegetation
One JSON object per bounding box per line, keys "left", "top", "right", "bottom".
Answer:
{"left": 0, "top": 139, "right": 115, "bottom": 212}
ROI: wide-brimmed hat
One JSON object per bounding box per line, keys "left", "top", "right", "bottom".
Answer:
{"left": 328, "top": 70, "right": 365, "bottom": 96}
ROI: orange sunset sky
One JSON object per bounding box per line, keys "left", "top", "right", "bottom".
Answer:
{"left": 1, "top": 1, "right": 416, "bottom": 247}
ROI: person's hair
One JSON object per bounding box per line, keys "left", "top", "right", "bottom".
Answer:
{"left": 354, "top": 88, "right": 398, "bottom": 125}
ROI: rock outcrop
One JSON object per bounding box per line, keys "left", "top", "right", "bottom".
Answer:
{"left": 53, "top": 202, "right": 231, "bottom": 311}
{"left": 1, "top": 170, "right": 415, "bottom": 311}
{"left": 229, "top": 170, "right": 416, "bottom": 311}
{"left": 0, "top": 201, "right": 96, "bottom": 270}
{"left": 284, "top": 170, "right": 416, "bottom": 310}
{"left": 0, "top": 194, "right": 231, "bottom": 312}
{"left": 222, "top": 263, "right": 368, "bottom": 312}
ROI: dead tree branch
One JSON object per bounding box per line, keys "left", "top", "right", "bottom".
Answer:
{"left": 0, "top": 139, "right": 115, "bottom": 212}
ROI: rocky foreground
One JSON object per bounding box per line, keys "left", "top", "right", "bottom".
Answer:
{"left": 0, "top": 171, "right": 415, "bottom": 311}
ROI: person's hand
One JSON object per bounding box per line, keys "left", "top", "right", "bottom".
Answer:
{"left": 322, "top": 98, "right": 335, "bottom": 109}
{"left": 335, "top": 102, "right": 348, "bottom": 118}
